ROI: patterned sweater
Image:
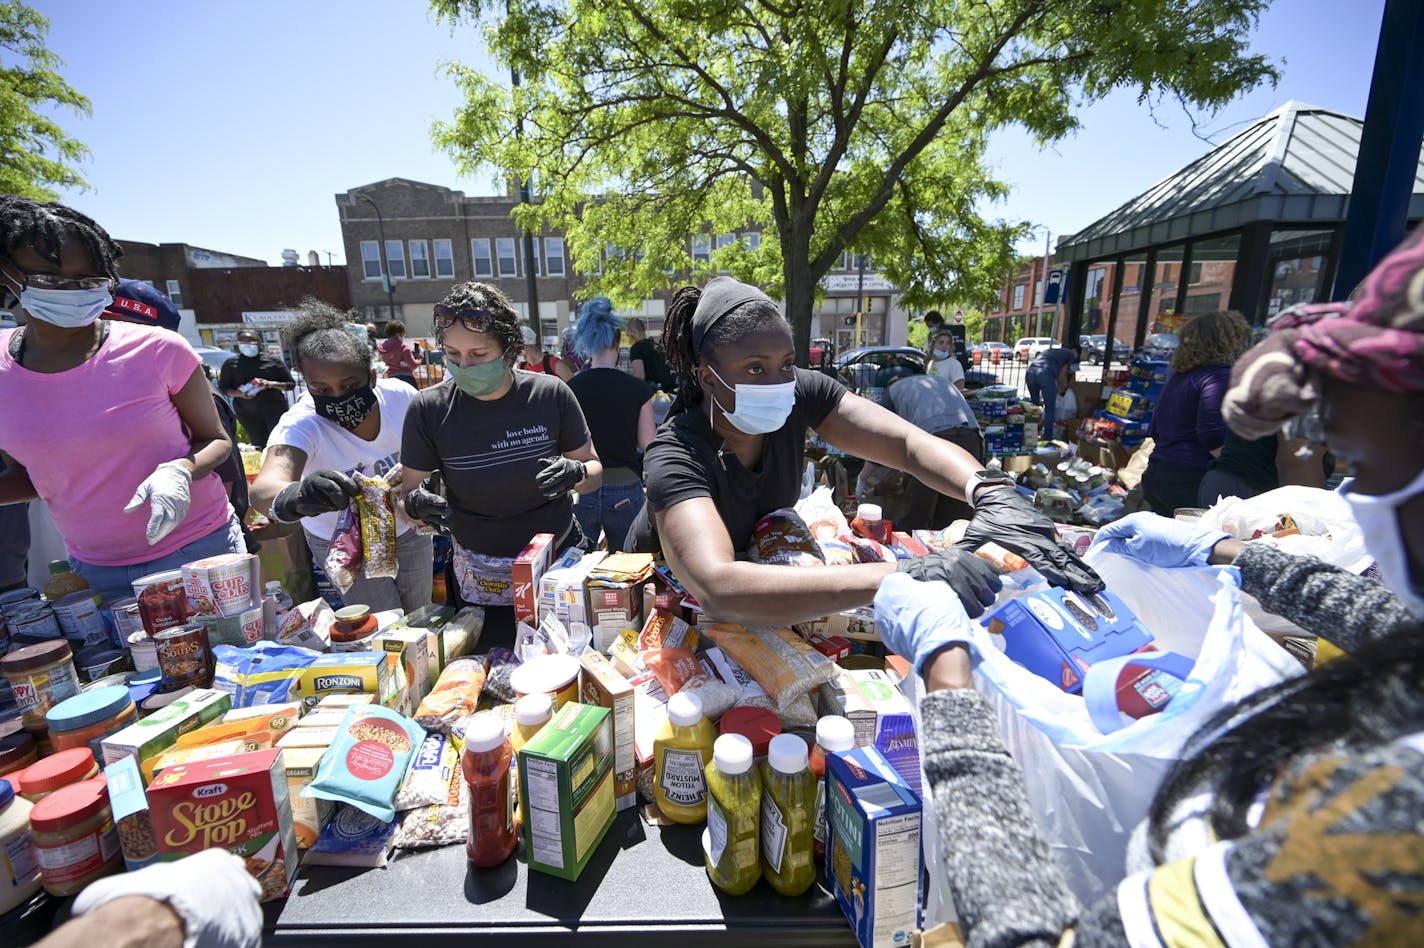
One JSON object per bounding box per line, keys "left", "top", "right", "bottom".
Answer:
{"left": 921, "top": 545, "right": 1424, "bottom": 946}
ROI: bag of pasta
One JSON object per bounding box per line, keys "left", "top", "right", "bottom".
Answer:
{"left": 414, "top": 657, "right": 489, "bottom": 733}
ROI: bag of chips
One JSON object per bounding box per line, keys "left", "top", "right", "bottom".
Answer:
{"left": 305, "top": 705, "right": 426, "bottom": 822}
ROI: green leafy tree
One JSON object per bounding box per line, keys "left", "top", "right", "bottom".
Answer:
{"left": 0, "top": 1, "right": 89, "bottom": 200}
{"left": 431, "top": 0, "right": 1275, "bottom": 358}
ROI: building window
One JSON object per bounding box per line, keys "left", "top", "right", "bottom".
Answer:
{"left": 409, "top": 240, "right": 430, "bottom": 279}
{"left": 165, "top": 280, "right": 183, "bottom": 307}
{"left": 471, "top": 239, "right": 493, "bottom": 278}
{"left": 691, "top": 235, "right": 711, "bottom": 266}
{"left": 1012, "top": 284, "right": 1026, "bottom": 309}
{"left": 433, "top": 239, "right": 454, "bottom": 278}
{"left": 715, "top": 234, "right": 736, "bottom": 272}
{"left": 520, "top": 238, "right": 541, "bottom": 277}
{"left": 361, "top": 241, "right": 382, "bottom": 280}
{"left": 385, "top": 240, "right": 406, "bottom": 280}
{"left": 1034, "top": 280, "right": 1043, "bottom": 306}
{"left": 545, "top": 237, "right": 565, "bottom": 276}
{"left": 496, "top": 238, "right": 518, "bottom": 277}
{"left": 745, "top": 232, "right": 762, "bottom": 251}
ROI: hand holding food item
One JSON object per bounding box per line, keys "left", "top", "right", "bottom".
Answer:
{"left": 895, "top": 548, "right": 1002, "bottom": 618}
{"left": 956, "top": 486, "right": 1104, "bottom": 593}
{"left": 271, "top": 469, "right": 361, "bottom": 521}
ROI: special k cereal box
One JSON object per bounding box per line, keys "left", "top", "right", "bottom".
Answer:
{"left": 512, "top": 533, "right": 555, "bottom": 625}
{"left": 147, "top": 747, "right": 299, "bottom": 901}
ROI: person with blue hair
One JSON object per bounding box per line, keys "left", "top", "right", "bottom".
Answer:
{"left": 566, "top": 297, "right": 656, "bottom": 551}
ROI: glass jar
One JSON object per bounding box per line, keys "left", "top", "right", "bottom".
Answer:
{"left": 331, "top": 605, "right": 378, "bottom": 644}
{"left": 0, "top": 733, "right": 38, "bottom": 779}
{"left": 46, "top": 687, "right": 137, "bottom": 758}
{"left": 29, "top": 778, "right": 121, "bottom": 896}
{"left": 15, "top": 748, "right": 99, "bottom": 804}
{"left": 1, "top": 641, "right": 80, "bottom": 730}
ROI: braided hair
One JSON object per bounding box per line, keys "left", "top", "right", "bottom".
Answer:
{"left": 435, "top": 281, "right": 523, "bottom": 360}
{"left": 0, "top": 195, "right": 122, "bottom": 279}
{"left": 282, "top": 298, "right": 372, "bottom": 373}
{"left": 661, "top": 284, "right": 789, "bottom": 414}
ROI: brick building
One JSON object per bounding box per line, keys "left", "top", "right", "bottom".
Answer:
{"left": 983, "top": 254, "right": 1060, "bottom": 344}
{"left": 336, "top": 177, "right": 912, "bottom": 348}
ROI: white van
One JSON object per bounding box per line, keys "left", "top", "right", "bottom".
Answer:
{"left": 1013, "top": 337, "right": 1057, "bottom": 362}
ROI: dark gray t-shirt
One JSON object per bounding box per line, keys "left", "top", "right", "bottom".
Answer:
{"left": 402, "top": 373, "right": 591, "bottom": 557}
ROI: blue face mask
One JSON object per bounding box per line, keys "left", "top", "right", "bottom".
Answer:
{"left": 20, "top": 285, "right": 112, "bottom": 329}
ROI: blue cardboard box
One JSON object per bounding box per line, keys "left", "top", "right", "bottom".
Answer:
{"left": 826, "top": 747, "right": 922, "bottom": 948}
{"left": 1126, "top": 358, "right": 1172, "bottom": 400}
{"left": 981, "top": 587, "right": 1152, "bottom": 692}
{"left": 1105, "top": 388, "right": 1154, "bottom": 421}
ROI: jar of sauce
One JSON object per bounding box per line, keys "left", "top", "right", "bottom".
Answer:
{"left": 1, "top": 641, "right": 80, "bottom": 730}
{"left": 331, "top": 606, "right": 378, "bottom": 644}
{"left": 46, "top": 687, "right": 137, "bottom": 758}
{"left": 30, "top": 778, "right": 121, "bottom": 896}
{"left": 14, "top": 748, "right": 99, "bottom": 804}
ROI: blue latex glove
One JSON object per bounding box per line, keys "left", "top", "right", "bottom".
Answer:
{"left": 1089, "top": 511, "right": 1229, "bottom": 569}
{"left": 874, "top": 572, "right": 977, "bottom": 677}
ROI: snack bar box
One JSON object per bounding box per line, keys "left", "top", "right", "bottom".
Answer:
{"left": 146, "top": 747, "right": 299, "bottom": 902}
{"left": 517, "top": 702, "right": 615, "bottom": 881}
{"left": 825, "top": 746, "right": 922, "bottom": 948}
{"left": 981, "top": 587, "right": 1152, "bottom": 693}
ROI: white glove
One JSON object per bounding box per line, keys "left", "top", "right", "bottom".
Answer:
{"left": 124, "top": 460, "right": 193, "bottom": 545}
{"left": 71, "top": 848, "right": 262, "bottom": 948}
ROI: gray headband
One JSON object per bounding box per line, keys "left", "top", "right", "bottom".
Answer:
{"left": 691, "top": 276, "right": 775, "bottom": 358}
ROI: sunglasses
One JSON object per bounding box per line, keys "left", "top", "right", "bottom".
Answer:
{"left": 3, "top": 266, "right": 113, "bottom": 292}
{"left": 433, "top": 305, "right": 499, "bottom": 335}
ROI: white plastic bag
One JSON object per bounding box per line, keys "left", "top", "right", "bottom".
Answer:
{"left": 910, "top": 549, "right": 1300, "bottom": 916}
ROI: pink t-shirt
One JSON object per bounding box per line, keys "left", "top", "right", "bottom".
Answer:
{"left": 0, "top": 322, "right": 231, "bottom": 566}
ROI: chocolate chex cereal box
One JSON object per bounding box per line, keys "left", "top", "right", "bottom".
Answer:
{"left": 146, "top": 747, "right": 298, "bottom": 901}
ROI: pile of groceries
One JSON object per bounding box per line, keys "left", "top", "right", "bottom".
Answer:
{"left": 0, "top": 482, "right": 1195, "bottom": 948}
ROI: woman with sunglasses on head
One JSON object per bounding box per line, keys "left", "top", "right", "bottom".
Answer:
{"left": 625, "top": 276, "right": 1103, "bottom": 626}
{"left": 0, "top": 196, "right": 239, "bottom": 602}
{"left": 249, "top": 300, "right": 431, "bottom": 612}
{"left": 400, "top": 283, "right": 601, "bottom": 639}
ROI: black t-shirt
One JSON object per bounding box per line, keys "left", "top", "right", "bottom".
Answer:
{"left": 218, "top": 354, "right": 294, "bottom": 417}
{"left": 628, "top": 368, "right": 846, "bottom": 554}
{"left": 402, "top": 373, "right": 592, "bottom": 558}
{"left": 629, "top": 339, "right": 673, "bottom": 392}
{"left": 566, "top": 368, "right": 653, "bottom": 472}
{"left": 1210, "top": 433, "right": 1280, "bottom": 494}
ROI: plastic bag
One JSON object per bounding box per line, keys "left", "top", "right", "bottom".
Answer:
{"left": 325, "top": 504, "right": 364, "bottom": 593}
{"left": 482, "top": 648, "right": 521, "bottom": 703}
{"left": 749, "top": 508, "right": 825, "bottom": 567}
{"left": 212, "top": 642, "right": 320, "bottom": 708}
{"left": 702, "top": 646, "right": 816, "bottom": 728}
{"left": 642, "top": 647, "right": 739, "bottom": 720}
{"left": 394, "top": 731, "right": 459, "bottom": 810}
{"left": 794, "top": 486, "right": 855, "bottom": 565}
{"left": 701, "top": 624, "right": 839, "bottom": 715}
{"left": 305, "top": 705, "right": 426, "bottom": 822}
{"left": 357, "top": 474, "right": 399, "bottom": 580}
{"left": 393, "top": 774, "right": 468, "bottom": 850}
{"left": 414, "top": 657, "right": 489, "bottom": 733}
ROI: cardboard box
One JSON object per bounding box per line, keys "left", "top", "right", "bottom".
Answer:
{"left": 283, "top": 744, "right": 334, "bottom": 849}
{"left": 818, "top": 669, "right": 921, "bottom": 795}
{"left": 980, "top": 587, "right": 1150, "bottom": 693}
{"left": 608, "top": 627, "right": 646, "bottom": 679}
{"left": 538, "top": 547, "right": 586, "bottom": 619}
{"left": 376, "top": 627, "right": 435, "bottom": 715}
{"left": 147, "top": 747, "right": 299, "bottom": 902}
{"left": 518, "top": 702, "right": 615, "bottom": 881}
{"left": 800, "top": 629, "right": 852, "bottom": 662}
{"left": 143, "top": 739, "right": 247, "bottom": 783}
{"left": 297, "top": 652, "right": 391, "bottom": 712}
{"left": 826, "top": 747, "right": 923, "bottom": 948}
{"left": 813, "top": 607, "right": 881, "bottom": 642}
{"left": 586, "top": 553, "right": 655, "bottom": 652}
{"left": 105, "top": 755, "right": 157, "bottom": 871}
{"left": 579, "top": 652, "right": 636, "bottom": 811}
{"left": 101, "top": 688, "right": 232, "bottom": 766}
{"left": 512, "top": 533, "right": 556, "bottom": 625}
{"left": 548, "top": 551, "right": 607, "bottom": 641}
{"left": 314, "top": 693, "right": 376, "bottom": 711}
{"left": 278, "top": 726, "right": 341, "bottom": 749}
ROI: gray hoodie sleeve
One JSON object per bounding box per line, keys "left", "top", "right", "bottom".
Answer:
{"left": 1234, "top": 543, "right": 1415, "bottom": 652}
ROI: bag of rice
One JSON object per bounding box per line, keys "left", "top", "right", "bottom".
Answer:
{"left": 702, "top": 624, "right": 838, "bottom": 714}
{"left": 414, "top": 657, "right": 489, "bottom": 733}
{"left": 393, "top": 731, "right": 469, "bottom": 850}
{"left": 642, "top": 647, "right": 738, "bottom": 720}
{"left": 703, "top": 646, "right": 816, "bottom": 727}
{"left": 305, "top": 705, "right": 426, "bottom": 822}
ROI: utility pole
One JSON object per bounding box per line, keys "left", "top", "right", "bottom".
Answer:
{"left": 509, "top": 0, "right": 541, "bottom": 342}
{"left": 1036, "top": 228, "right": 1051, "bottom": 337}
{"left": 357, "top": 195, "right": 397, "bottom": 323}
{"left": 854, "top": 252, "right": 867, "bottom": 345}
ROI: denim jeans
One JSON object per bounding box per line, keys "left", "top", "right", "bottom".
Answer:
{"left": 305, "top": 528, "right": 434, "bottom": 613}
{"left": 573, "top": 480, "right": 646, "bottom": 553}
{"left": 1026, "top": 366, "right": 1057, "bottom": 438}
{"left": 70, "top": 516, "right": 245, "bottom": 603}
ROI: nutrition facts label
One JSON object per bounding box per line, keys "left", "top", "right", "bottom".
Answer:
{"left": 873, "top": 812, "right": 920, "bottom": 945}
{"left": 524, "top": 758, "right": 564, "bottom": 869}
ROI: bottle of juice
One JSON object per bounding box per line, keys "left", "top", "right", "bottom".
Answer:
{"left": 654, "top": 692, "right": 717, "bottom": 823}
{"left": 759, "top": 733, "right": 816, "bottom": 896}
{"left": 509, "top": 693, "right": 552, "bottom": 824}
{"left": 43, "top": 562, "right": 88, "bottom": 602}
{"left": 703, "top": 734, "right": 762, "bottom": 896}
{"left": 462, "top": 714, "right": 517, "bottom": 868}
{"left": 809, "top": 715, "right": 856, "bottom": 862}
{"left": 850, "top": 504, "right": 893, "bottom": 545}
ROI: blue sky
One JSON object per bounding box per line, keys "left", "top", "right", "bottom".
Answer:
{"left": 34, "top": 0, "right": 1385, "bottom": 267}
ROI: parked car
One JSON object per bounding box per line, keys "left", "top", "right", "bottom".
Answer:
{"left": 1014, "top": 336, "right": 1058, "bottom": 362}
{"left": 1139, "top": 332, "right": 1180, "bottom": 362}
{"left": 1077, "top": 334, "right": 1131, "bottom": 365}
{"left": 973, "top": 341, "right": 1010, "bottom": 366}
{"left": 834, "top": 346, "right": 926, "bottom": 391}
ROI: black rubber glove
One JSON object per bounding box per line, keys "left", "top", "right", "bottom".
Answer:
{"left": 271, "top": 469, "right": 359, "bottom": 522}
{"left": 896, "top": 549, "right": 1004, "bottom": 618}
{"left": 535, "top": 457, "right": 587, "bottom": 499}
{"left": 957, "top": 486, "right": 1105, "bottom": 593}
{"left": 403, "top": 475, "right": 451, "bottom": 532}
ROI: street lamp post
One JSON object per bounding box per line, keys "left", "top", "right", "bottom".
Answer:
{"left": 508, "top": 0, "right": 541, "bottom": 342}
{"left": 357, "top": 195, "right": 398, "bottom": 323}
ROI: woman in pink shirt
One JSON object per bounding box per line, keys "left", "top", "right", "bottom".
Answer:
{"left": 375, "top": 320, "right": 420, "bottom": 388}
{"left": 0, "top": 197, "right": 240, "bottom": 601}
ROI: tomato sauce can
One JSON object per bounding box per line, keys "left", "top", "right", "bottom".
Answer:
{"left": 132, "top": 571, "right": 192, "bottom": 637}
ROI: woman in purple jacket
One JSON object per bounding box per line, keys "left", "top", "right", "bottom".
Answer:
{"left": 1140, "top": 310, "right": 1251, "bottom": 516}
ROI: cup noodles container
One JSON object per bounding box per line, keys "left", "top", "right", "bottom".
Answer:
{"left": 127, "top": 630, "right": 160, "bottom": 672}
{"left": 132, "top": 570, "right": 192, "bottom": 637}
{"left": 146, "top": 747, "right": 299, "bottom": 901}
{"left": 511, "top": 533, "right": 556, "bottom": 625}
{"left": 194, "top": 597, "right": 273, "bottom": 649}
{"left": 51, "top": 591, "right": 110, "bottom": 649}
{"left": 509, "top": 654, "right": 581, "bottom": 711}
{"left": 182, "top": 554, "right": 261, "bottom": 618}
{"left": 153, "top": 626, "right": 215, "bottom": 691}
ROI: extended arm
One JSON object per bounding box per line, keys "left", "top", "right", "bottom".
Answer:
{"left": 0, "top": 450, "right": 37, "bottom": 504}
{"left": 816, "top": 391, "right": 981, "bottom": 501}
{"left": 249, "top": 445, "right": 309, "bottom": 518}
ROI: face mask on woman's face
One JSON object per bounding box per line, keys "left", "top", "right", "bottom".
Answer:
{"left": 312, "top": 383, "right": 377, "bottom": 430}
{"left": 1341, "top": 466, "right": 1424, "bottom": 617}
{"left": 706, "top": 364, "right": 797, "bottom": 435}
{"left": 933, "top": 347, "right": 951, "bottom": 359}
{"left": 238, "top": 343, "right": 259, "bottom": 357}
{"left": 445, "top": 356, "right": 507, "bottom": 397}
{"left": 19, "top": 285, "right": 112, "bottom": 329}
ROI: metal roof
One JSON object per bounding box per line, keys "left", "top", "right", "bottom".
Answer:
{"left": 1058, "top": 101, "right": 1424, "bottom": 263}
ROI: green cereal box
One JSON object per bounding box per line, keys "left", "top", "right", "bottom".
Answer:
{"left": 517, "top": 702, "right": 615, "bottom": 881}
{"left": 101, "top": 687, "right": 232, "bottom": 766}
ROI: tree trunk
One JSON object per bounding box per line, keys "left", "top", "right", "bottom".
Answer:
{"left": 781, "top": 222, "right": 816, "bottom": 365}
